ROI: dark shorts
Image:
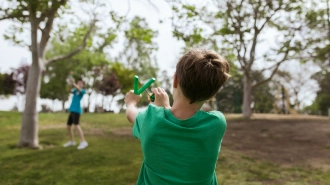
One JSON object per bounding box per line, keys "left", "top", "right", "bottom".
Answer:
{"left": 67, "top": 112, "right": 80, "bottom": 126}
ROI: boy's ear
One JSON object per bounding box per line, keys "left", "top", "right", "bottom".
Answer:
{"left": 173, "top": 73, "right": 178, "bottom": 88}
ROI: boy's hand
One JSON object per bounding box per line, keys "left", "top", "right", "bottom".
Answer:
{"left": 152, "top": 87, "right": 171, "bottom": 109}
{"left": 125, "top": 90, "right": 142, "bottom": 106}
{"left": 125, "top": 90, "right": 141, "bottom": 124}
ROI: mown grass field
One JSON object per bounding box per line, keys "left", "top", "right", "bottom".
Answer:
{"left": 0, "top": 111, "right": 329, "bottom": 185}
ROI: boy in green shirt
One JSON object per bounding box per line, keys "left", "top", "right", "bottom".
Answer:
{"left": 125, "top": 48, "right": 230, "bottom": 185}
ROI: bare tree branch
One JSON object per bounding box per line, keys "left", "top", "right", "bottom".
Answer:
{"left": 256, "top": 0, "right": 281, "bottom": 32}
{"left": 257, "top": 60, "right": 282, "bottom": 74}
{"left": 252, "top": 49, "right": 290, "bottom": 89}
{"left": 45, "top": 19, "right": 97, "bottom": 65}
{"left": 258, "top": 12, "right": 278, "bottom": 33}
{"left": 37, "top": 9, "right": 51, "bottom": 23}
{"left": 39, "top": 0, "right": 69, "bottom": 59}
{"left": 126, "top": 0, "right": 131, "bottom": 16}
{"left": 248, "top": 1, "right": 261, "bottom": 70}
{"left": 248, "top": 1, "right": 284, "bottom": 70}
{"left": 39, "top": 14, "right": 56, "bottom": 57}
{"left": 225, "top": 0, "right": 249, "bottom": 74}
{"left": 146, "top": 0, "right": 159, "bottom": 12}
{"left": 234, "top": 43, "right": 248, "bottom": 73}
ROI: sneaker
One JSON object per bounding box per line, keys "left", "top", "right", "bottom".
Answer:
{"left": 63, "top": 141, "right": 76, "bottom": 147}
{"left": 77, "top": 141, "right": 88, "bottom": 150}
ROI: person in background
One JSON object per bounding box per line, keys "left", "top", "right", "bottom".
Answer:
{"left": 63, "top": 78, "right": 88, "bottom": 150}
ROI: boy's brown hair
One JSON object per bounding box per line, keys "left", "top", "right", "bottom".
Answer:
{"left": 176, "top": 48, "right": 230, "bottom": 103}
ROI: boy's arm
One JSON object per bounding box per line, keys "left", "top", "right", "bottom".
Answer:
{"left": 126, "top": 104, "right": 139, "bottom": 124}
{"left": 72, "top": 81, "right": 82, "bottom": 92}
{"left": 68, "top": 83, "right": 75, "bottom": 93}
{"left": 69, "top": 78, "right": 82, "bottom": 92}
{"left": 72, "top": 83, "right": 82, "bottom": 92}
{"left": 125, "top": 90, "right": 142, "bottom": 124}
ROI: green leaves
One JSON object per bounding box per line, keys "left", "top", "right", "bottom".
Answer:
{"left": 118, "top": 16, "right": 159, "bottom": 81}
{"left": 183, "top": 6, "right": 198, "bottom": 17}
{"left": 170, "top": 0, "right": 309, "bottom": 115}
{"left": 216, "top": 27, "right": 235, "bottom": 35}
{"left": 3, "top": 24, "right": 27, "bottom": 46}
{"left": 110, "top": 62, "right": 135, "bottom": 94}
{"left": 125, "top": 17, "right": 156, "bottom": 44}
{"left": 0, "top": 72, "right": 16, "bottom": 96}
{"left": 41, "top": 19, "right": 112, "bottom": 101}
{"left": 307, "top": 71, "right": 330, "bottom": 115}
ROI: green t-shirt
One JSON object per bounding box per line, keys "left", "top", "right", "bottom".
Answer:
{"left": 132, "top": 104, "right": 227, "bottom": 185}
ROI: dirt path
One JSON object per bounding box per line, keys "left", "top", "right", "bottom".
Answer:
{"left": 111, "top": 128, "right": 132, "bottom": 136}
{"left": 223, "top": 119, "right": 330, "bottom": 170}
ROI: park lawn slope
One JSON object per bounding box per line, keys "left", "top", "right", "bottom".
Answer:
{"left": 0, "top": 111, "right": 329, "bottom": 185}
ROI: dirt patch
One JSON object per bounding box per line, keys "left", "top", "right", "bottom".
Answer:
{"left": 111, "top": 128, "right": 132, "bottom": 137}
{"left": 86, "top": 128, "right": 106, "bottom": 136}
{"left": 39, "top": 125, "right": 64, "bottom": 130}
{"left": 223, "top": 119, "right": 330, "bottom": 170}
{"left": 225, "top": 113, "right": 329, "bottom": 121}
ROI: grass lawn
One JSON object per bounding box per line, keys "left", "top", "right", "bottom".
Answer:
{"left": 0, "top": 111, "right": 329, "bottom": 185}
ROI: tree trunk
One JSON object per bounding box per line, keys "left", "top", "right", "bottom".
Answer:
{"left": 16, "top": 95, "right": 23, "bottom": 112}
{"left": 62, "top": 100, "right": 66, "bottom": 112}
{"left": 294, "top": 91, "right": 299, "bottom": 110}
{"left": 102, "top": 95, "right": 105, "bottom": 110}
{"left": 108, "top": 94, "right": 117, "bottom": 111}
{"left": 17, "top": 9, "right": 41, "bottom": 148}
{"left": 242, "top": 75, "right": 252, "bottom": 119}
{"left": 52, "top": 100, "right": 56, "bottom": 112}
{"left": 87, "top": 92, "right": 92, "bottom": 113}
{"left": 18, "top": 64, "right": 42, "bottom": 148}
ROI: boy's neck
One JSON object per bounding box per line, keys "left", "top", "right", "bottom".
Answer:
{"left": 170, "top": 98, "right": 203, "bottom": 120}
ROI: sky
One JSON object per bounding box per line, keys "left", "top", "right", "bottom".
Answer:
{"left": 0, "top": 0, "right": 319, "bottom": 111}
{"left": 0, "top": 0, "right": 185, "bottom": 73}
{"left": 0, "top": 0, "right": 202, "bottom": 111}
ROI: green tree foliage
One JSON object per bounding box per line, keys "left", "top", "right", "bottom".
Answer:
{"left": 110, "top": 62, "right": 135, "bottom": 109}
{"left": 216, "top": 70, "right": 275, "bottom": 113}
{"left": 0, "top": 72, "right": 16, "bottom": 96}
{"left": 40, "top": 22, "right": 113, "bottom": 109}
{"left": 303, "top": 0, "right": 330, "bottom": 66}
{"left": 111, "top": 62, "right": 135, "bottom": 94}
{"left": 273, "top": 62, "right": 318, "bottom": 112}
{"left": 252, "top": 73, "right": 276, "bottom": 113}
{"left": 0, "top": 0, "right": 98, "bottom": 148}
{"left": 118, "top": 16, "right": 159, "bottom": 80}
{"left": 38, "top": 9, "right": 126, "bottom": 112}
{"left": 40, "top": 14, "right": 160, "bottom": 111}
{"left": 215, "top": 65, "right": 243, "bottom": 113}
{"left": 94, "top": 67, "right": 122, "bottom": 110}
{"left": 301, "top": 1, "right": 330, "bottom": 114}
{"left": 95, "top": 72, "right": 121, "bottom": 96}
{"left": 170, "top": 0, "right": 305, "bottom": 118}
{"left": 305, "top": 71, "right": 330, "bottom": 115}
{"left": 0, "top": 0, "right": 160, "bottom": 148}
{"left": 114, "top": 16, "right": 160, "bottom": 107}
